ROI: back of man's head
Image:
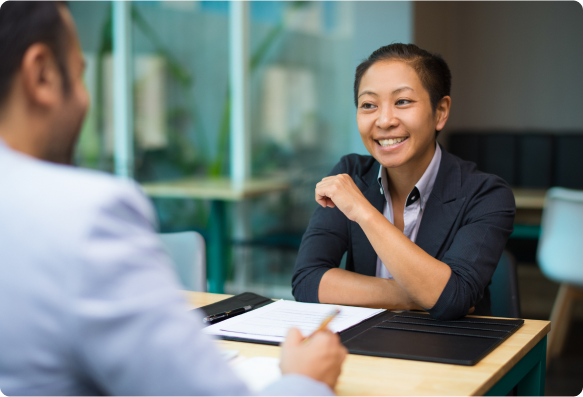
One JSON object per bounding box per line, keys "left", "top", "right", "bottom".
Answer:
{"left": 0, "top": 1, "right": 70, "bottom": 111}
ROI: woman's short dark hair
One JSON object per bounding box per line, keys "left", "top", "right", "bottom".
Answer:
{"left": 0, "top": 1, "right": 70, "bottom": 109}
{"left": 354, "top": 43, "right": 451, "bottom": 113}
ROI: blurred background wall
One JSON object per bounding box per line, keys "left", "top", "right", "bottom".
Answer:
{"left": 415, "top": 1, "right": 583, "bottom": 140}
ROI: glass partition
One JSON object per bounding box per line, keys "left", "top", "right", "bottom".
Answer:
{"left": 233, "top": 2, "right": 354, "bottom": 297}
{"left": 69, "top": 1, "right": 411, "bottom": 298}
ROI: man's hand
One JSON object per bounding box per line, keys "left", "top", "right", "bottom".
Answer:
{"left": 315, "top": 174, "right": 372, "bottom": 222}
{"left": 280, "top": 328, "right": 347, "bottom": 389}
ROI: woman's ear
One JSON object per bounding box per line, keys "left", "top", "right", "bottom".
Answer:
{"left": 435, "top": 96, "right": 451, "bottom": 132}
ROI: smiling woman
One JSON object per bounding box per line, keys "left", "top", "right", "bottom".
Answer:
{"left": 292, "top": 43, "right": 516, "bottom": 321}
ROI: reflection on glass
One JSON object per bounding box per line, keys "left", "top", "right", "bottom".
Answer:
{"left": 69, "top": 2, "right": 381, "bottom": 299}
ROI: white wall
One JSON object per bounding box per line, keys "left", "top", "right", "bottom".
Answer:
{"left": 415, "top": 1, "right": 583, "bottom": 145}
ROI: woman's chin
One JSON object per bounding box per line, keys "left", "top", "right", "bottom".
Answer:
{"left": 372, "top": 147, "right": 408, "bottom": 169}
{"left": 373, "top": 153, "right": 407, "bottom": 169}
{"left": 380, "top": 160, "right": 407, "bottom": 170}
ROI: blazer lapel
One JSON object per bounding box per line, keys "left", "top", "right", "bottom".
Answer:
{"left": 416, "top": 148, "right": 465, "bottom": 258}
{"left": 352, "top": 162, "right": 385, "bottom": 277}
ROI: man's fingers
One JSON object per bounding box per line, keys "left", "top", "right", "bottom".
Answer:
{"left": 308, "top": 329, "right": 338, "bottom": 347}
{"left": 284, "top": 327, "right": 304, "bottom": 346}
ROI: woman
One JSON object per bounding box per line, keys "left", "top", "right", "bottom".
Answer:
{"left": 292, "top": 43, "right": 515, "bottom": 320}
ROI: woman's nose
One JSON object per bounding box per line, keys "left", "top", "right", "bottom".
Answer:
{"left": 375, "top": 106, "right": 398, "bottom": 130}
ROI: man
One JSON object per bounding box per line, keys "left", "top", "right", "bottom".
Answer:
{"left": 0, "top": 2, "right": 346, "bottom": 395}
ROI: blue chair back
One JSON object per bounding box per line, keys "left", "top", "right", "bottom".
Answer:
{"left": 490, "top": 250, "right": 521, "bottom": 318}
{"left": 159, "top": 231, "right": 207, "bottom": 292}
{"left": 537, "top": 187, "right": 583, "bottom": 286}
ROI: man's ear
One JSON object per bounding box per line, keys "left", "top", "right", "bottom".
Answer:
{"left": 435, "top": 96, "right": 451, "bottom": 132}
{"left": 20, "top": 43, "right": 63, "bottom": 108}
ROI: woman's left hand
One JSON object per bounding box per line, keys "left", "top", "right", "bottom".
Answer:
{"left": 315, "top": 174, "right": 372, "bottom": 222}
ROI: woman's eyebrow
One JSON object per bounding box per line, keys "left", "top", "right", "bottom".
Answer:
{"left": 357, "top": 90, "right": 378, "bottom": 99}
{"left": 392, "top": 86, "right": 414, "bottom": 95}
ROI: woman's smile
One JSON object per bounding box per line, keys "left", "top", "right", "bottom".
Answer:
{"left": 376, "top": 136, "right": 409, "bottom": 150}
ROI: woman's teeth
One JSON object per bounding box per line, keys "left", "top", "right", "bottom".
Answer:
{"left": 378, "top": 137, "right": 407, "bottom": 147}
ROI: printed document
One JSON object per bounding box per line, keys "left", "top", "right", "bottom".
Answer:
{"left": 203, "top": 300, "right": 385, "bottom": 342}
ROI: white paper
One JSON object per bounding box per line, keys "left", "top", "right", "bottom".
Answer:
{"left": 204, "top": 300, "right": 385, "bottom": 343}
{"left": 231, "top": 356, "right": 281, "bottom": 393}
{"left": 219, "top": 349, "right": 239, "bottom": 361}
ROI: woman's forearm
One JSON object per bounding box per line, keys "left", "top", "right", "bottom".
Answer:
{"left": 356, "top": 204, "right": 451, "bottom": 309}
{"left": 318, "top": 268, "right": 424, "bottom": 310}
{"left": 314, "top": 174, "right": 452, "bottom": 310}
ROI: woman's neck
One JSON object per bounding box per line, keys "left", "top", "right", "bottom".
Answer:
{"left": 386, "top": 142, "right": 436, "bottom": 202}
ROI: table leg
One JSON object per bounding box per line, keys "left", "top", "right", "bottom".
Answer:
{"left": 207, "top": 200, "right": 227, "bottom": 294}
{"left": 485, "top": 336, "right": 547, "bottom": 396}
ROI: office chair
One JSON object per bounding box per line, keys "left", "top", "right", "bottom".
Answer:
{"left": 490, "top": 250, "right": 521, "bottom": 318}
{"left": 537, "top": 187, "right": 583, "bottom": 365}
{"left": 159, "top": 231, "right": 207, "bottom": 292}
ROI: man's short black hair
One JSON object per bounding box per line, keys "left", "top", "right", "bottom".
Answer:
{"left": 0, "top": 1, "right": 70, "bottom": 109}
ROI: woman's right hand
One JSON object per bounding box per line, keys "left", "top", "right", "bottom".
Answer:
{"left": 279, "top": 327, "right": 347, "bottom": 389}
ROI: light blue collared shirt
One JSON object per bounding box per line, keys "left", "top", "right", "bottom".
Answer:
{"left": 0, "top": 138, "right": 333, "bottom": 396}
{"left": 376, "top": 144, "right": 442, "bottom": 279}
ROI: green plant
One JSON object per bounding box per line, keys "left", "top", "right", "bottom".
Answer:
{"left": 88, "top": 1, "right": 309, "bottom": 178}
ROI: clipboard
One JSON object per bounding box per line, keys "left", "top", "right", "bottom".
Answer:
{"left": 198, "top": 293, "right": 524, "bottom": 366}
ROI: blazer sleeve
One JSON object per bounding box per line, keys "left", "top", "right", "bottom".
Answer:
{"left": 292, "top": 158, "right": 352, "bottom": 303}
{"left": 427, "top": 176, "right": 516, "bottom": 321}
{"left": 71, "top": 182, "right": 332, "bottom": 396}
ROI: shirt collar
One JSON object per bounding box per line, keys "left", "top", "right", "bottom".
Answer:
{"left": 377, "top": 143, "right": 442, "bottom": 208}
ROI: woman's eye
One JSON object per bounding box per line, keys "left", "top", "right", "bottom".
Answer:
{"left": 361, "top": 103, "right": 376, "bottom": 109}
{"left": 396, "top": 99, "right": 411, "bottom": 106}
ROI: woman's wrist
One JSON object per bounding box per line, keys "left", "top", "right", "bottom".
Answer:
{"left": 353, "top": 200, "right": 380, "bottom": 225}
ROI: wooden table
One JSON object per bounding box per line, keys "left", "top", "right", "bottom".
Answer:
{"left": 141, "top": 177, "right": 289, "bottom": 293}
{"left": 511, "top": 188, "right": 547, "bottom": 240}
{"left": 512, "top": 188, "right": 546, "bottom": 210}
{"left": 186, "top": 292, "right": 550, "bottom": 396}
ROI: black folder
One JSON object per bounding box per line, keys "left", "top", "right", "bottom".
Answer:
{"left": 199, "top": 292, "right": 274, "bottom": 317}
{"left": 198, "top": 293, "right": 524, "bottom": 366}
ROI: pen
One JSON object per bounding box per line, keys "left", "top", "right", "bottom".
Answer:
{"left": 304, "top": 308, "right": 341, "bottom": 341}
{"left": 203, "top": 305, "right": 253, "bottom": 324}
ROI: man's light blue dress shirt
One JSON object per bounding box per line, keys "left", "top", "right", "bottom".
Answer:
{"left": 0, "top": 139, "right": 333, "bottom": 396}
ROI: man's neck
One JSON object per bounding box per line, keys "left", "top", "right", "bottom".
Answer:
{"left": 0, "top": 100, "right": 53, "bottom": 161}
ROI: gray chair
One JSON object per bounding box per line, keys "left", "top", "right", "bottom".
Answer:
{"left": 159, "top": 231, "right": 206, "bottom": 292}
{"left": 490, "top": 250, "right": 521, "bottom": 318}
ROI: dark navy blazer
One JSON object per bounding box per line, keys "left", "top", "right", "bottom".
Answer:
{"left": 292, "top": 146, "right": 516, "bottom": 320}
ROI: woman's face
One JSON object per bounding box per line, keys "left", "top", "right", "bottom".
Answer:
{"left": 356, "top": 60, "right": 449, "bottom": 171}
